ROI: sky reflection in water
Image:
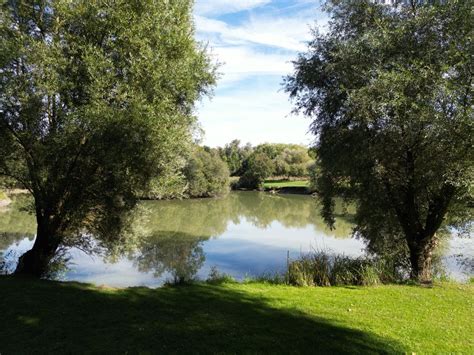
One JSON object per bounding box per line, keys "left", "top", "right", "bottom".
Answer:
{"left": 0, "top": 192, "right": 472, "bottom": 287}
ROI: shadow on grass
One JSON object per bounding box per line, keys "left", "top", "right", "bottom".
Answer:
{"left": 0, "top": 277, "right": 404, "bottom": 353}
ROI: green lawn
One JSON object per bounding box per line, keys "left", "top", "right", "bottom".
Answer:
{"left": 263, "top": 179, "right": 309, "bottom": 188}
{"left": 0, "top": 277, "right": 472, "bottom": 353}
{"left": 0, "top": 189, "right": 7, "bottom": 201}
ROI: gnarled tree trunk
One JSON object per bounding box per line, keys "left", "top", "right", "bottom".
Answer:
{"left": 14, "top": 216, "right": 62, "bottom": 278}
{"left": 407, "top": 235, "right": 437, "bottom": 283}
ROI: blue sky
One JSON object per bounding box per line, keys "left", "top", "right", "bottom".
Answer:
{"left": 193, "top": 1, "right": 328, "bottom": 147}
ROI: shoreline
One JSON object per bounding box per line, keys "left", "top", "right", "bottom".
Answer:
{"left": 232, "top": 186, "right": 314, "bottom": 195}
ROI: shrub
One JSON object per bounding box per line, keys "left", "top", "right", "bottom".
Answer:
{"left": 238, "top": 153, "right": 274, "bottom": 189}
{"left": 184, "top": 147, "right": 230, "bottom": 198}
{"left": 288, "top": 164, "right": 307, "bottom": 178}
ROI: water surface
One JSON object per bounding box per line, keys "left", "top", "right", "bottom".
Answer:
{"left": 0, "top": 192, "right": 471, "bottom": 286}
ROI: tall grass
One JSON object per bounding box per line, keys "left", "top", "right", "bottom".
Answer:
{"left": 287, "top": 250, "right": 403, "bottom": 287}
{"left": 206, "top": 266, "right": 236, "bottom": 284}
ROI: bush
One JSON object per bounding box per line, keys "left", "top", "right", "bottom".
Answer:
{"left": 238, "top": 153, "right": 274, "bottom": 189}
{"left": 288, "top": 164, "right": 307, "bottom": 178}
{"left": 273, "top": 157, "right": 290, "bottom": 177}
{"left": 184, "top": 147, "right": 230, "bottom": 198}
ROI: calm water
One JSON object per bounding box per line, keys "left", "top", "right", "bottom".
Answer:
{"left": 0, "top": 191, "right": 472, "bottom": 286}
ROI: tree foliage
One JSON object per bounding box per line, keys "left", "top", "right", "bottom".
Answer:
{"left": 146, "top": 145, "right": 230, "bottom": 199}
{"left": 183, "top": 146, "right": 230, "bottom": 198}
{"left": 285, "top": 0, "right": 473, "bottom": 281}
{"left": 238, "top": 152, "right": 275, "bottom": 189}
{"left": 219, "top": 141, "right": 314, "bottom": 182}
{"left": 0, "top": 0, "right": 216, "bottom": 276}
{"left": 218, "top": 139, "right": 252, "bottom": 176}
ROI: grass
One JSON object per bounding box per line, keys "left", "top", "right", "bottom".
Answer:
{"left": 263, "top": 179, "right": 309, "bottom": 189}
{"left": 0, "top": 189, "right": 7, "bottom": 201}
{"left": 0, "top": 277, "right": 472, "bottom": 353}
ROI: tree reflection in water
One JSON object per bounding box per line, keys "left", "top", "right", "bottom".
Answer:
{"left": 135, "top": 232, "right": 207, "bottom": 284}
{"left": 1, "top": 191, "right": 357, "bottom": 280}
{"left": 142, "top": 191, "right": 354, "bottom": 238}
{"left": 132, "top": 192, "right": 355, "bottom": 282}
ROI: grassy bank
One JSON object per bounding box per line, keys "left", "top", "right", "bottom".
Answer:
{"left": 263, "top": 179, "right": 309, "bottom": 189}
{"left": 0, "top": 277, "right": 472, "bottom": 353}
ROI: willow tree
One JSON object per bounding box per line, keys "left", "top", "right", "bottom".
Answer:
{"left": 285, "top": 1, "right": 473, "bottom": 282}
{"left": 0, "top": 0, "right": 216, "bottom": 277}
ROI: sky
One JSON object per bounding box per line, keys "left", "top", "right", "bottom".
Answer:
{"left": 193, "top": 0, "right": 329, "bottom": 147}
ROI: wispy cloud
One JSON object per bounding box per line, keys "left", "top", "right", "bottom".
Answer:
{"left": 197, "top": 84, "right": 312, "bottom": 147}
{"left": 207, "top": 46, "right": 293, "bottom": 87}
{"left": 194, "top": 1, "right": 327, "bottom": 147}
{"left": 195, "top": 0, "right": 271, "bottom": 16}
{"left": 196, "top": 14, "right": 317, "bottom": 52}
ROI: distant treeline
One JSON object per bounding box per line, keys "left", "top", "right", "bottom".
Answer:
{"left": 144, "top": 140, "right": 316, "bottom": 199}
{"left": 0, "top": 140, "right": 315, "bottom": 200}
{"left": 147, "top": 146, "right": 230, "bottom": 200}
{"left": 217, "top": 140, "right": 315, "bottom": 189}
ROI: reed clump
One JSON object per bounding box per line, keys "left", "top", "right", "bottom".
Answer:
{"left": 287, "top": 250, "right": 402, "bottom": 287}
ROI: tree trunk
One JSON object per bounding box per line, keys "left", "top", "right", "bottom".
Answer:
{"left": 14, "top": 219, "right": 61, "bottom": 278}
{"left": 407, "top": 236, "right": 436, "bottom": 283}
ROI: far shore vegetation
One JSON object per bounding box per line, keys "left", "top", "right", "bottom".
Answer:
{"left": 143, "top": 142, "right": 316, "bottom": 199}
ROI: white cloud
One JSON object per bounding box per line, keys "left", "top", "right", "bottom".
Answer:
{"left": 197, "top": 82, "right": 312, "bottom": 147}
{"left": 195, "top": 13, "right": 318, "bottom": 52}
{"left": 195, "top": 12, "right": 326, "bottom": 86}
{"left": 195, "top": 0, "right": 271, "bottom": 16}
{"left": 208, "top": 46, "right": 293, "bottom": 86}
{"left": 193, "top": 0, "right": 328, "bottom": 147}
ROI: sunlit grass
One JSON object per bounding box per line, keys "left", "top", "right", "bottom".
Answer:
{"left": 0, "top": 277, "right": 472, "bottom": 353}
{"left": 263, "top": 179, "right": 309, "bottom": 188}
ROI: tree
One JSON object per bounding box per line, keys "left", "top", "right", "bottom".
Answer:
{"left": 254, "top": 143, "right": 285, "bottom": 160}
{"left": 238, "top": 153, "right": 275, "bottom": 189}
{"left": 218, "top": 139, "right": 252, "bottom": 176}
{"left": 183, "top": 147, "right": 230, "bottom": 198}
{"left": 274, "top": 156, "right": 290, "bottom": 177}
{"left": 280, "top": 145, "right": 312, "bottom": 178}
{"left": 285, "top": 1, "right": 473, "bottom": 282}
{"left": 0, "top": 1, "right": 216, "bottom": 277}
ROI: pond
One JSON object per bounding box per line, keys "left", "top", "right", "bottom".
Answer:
{"left": 0, "top": 191, "right": 472, "bottom": 287}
